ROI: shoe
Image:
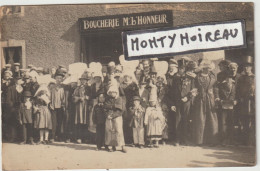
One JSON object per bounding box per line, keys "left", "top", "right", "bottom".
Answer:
{"left": 105, "top": 146, "right": 110, "bottom": 151}
{"left": 45, "top": 140, "right": 49, "bottom": 144}
{"left": 65, "top": 139, "right": 71, "bottom": 143}
{"left": 49, "top": 139, "right": 55, "bottom": 143}
{"left": 147, "top": 144, "right": 153, "bottom": 148}
{"left": 122, "top": 147, "right": 127, "bottom": 153}
{"left": 77, "top": 139, "right": 82, "bottom": 144}
{"left": 139, "top": 145, "right": 144, "bottom": 149}
{"left": 154, "top": 144, "right": 159, "bottom": 148}
{"left": 29, "top": 139, "right": 35, "bottom": 145}
{"left": 36, "top": 141, "right": 46, "bottom": 145}
{"left": 112, "top": 146, "right": 116, "bottom": 151}
{"left": 19, "top": 141, "right": 26, "bottom": 145}
{"left": 173, "top": 142, "right": 179, "bottom": 146}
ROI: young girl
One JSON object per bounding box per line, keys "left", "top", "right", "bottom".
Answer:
{"left": 144, "top": 93, "right": 165, "bottom": 148}
{"left": 129, "top": 96, "right": 145, "bottom": 148}
{"left": 104, "top": 85, "right": 127, "bottom": 153}
{"left": 34, "top": 90, "right": 52, "bottom": 144}
{"left": 18, "top": 91, "right": 35, "bottom": 145}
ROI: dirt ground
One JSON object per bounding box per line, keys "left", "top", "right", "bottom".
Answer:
{"left": 1, "top": 142, "right": 256, "bottom": 170}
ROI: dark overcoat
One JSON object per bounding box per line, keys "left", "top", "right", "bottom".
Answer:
{"left": 192, "top": 72, "right": 219, "bottom": 145}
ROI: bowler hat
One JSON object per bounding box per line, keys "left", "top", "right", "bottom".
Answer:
{"left": 24, "top": 74, "right": 30, "bottom": 79}
{"left": 218, "top": 60, "right": 231, "bottom": 67}
{"left": 132, "top": 96, "right": 141, "bottom": 101}
{"left": 5, "top": 64, "right": 11, "bottom": 68}
{"left": 79, "top": 72, "right": 91, "bottom": 80}
{"left": 28, "top": 64, "right": 33, "bottom": 68}
{"left": 14, "top": 63, "right": 20, "bottom": 66}
{"left": 169, "top": 59, "right": 177, "bottom": 65}
{"left": 23, "top": 91, "right": 32, "bottom": 97}
{"left": 55, "top": 69, "right": 65, "bottom": 77}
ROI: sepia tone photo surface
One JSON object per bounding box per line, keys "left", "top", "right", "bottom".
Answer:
{"left": 0, "top": 2, "right": 256, "bottom": 170}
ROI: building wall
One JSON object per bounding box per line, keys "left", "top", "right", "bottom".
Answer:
{"left": 0, "top": 3, "right": 254, "bottom": 68}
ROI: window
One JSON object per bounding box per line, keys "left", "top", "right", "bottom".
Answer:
{"left": 1, "top": 6, "right": 24, "bottom": 16}
{"left": 3, "top": 47, "right": 22, "bottom": 65}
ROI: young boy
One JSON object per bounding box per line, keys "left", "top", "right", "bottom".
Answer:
{"left": 129, "top": 96, "right": 145, "bottom": 148}
{"left": 92, "top": 93, "right": 106, "bottom": 150}
{"left": 18, "top": 91, "right": 35, "bottom": 145}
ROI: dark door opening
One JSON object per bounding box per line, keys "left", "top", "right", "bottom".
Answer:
{"left": 84, "top": 32, "right": 123, "bottom": 65}
{"left": 3, "top": 47, "right": 22, "bottom": 67}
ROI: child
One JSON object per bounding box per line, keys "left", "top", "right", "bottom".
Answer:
{"left": 34, "top": 90, "right": 52, "bottom": 144}
{"left": 129, "top": 96, "right": 145, "bottom": 148}
{"left": 104, "top": 85, "right": 127, "bottom": 153}
{"left": 92, "top": 93, "right": 106, "bottom": 150}
{"left": 144, "top": 95, "right": 165, "bottom": 148}
{"left": 18, "top": 91, "right": 35, "bottom": 145}
{"left": 218, "top": 74, "right": 236, "bottom": 145}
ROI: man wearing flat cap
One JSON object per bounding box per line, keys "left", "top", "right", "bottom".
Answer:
{"left": 236, "top": 56, "right": 255, "bottom": 146}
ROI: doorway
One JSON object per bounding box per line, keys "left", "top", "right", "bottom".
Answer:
{"left": 84, "top": 32, "right": 123, "bottom": 65}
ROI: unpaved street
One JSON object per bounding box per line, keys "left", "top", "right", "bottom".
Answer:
{"left": 2, "top": 142, "right": 255, "bottom": 170}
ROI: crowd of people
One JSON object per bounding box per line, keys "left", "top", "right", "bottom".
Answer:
{"left": 1, "top": 54, "right": 255, "bottom": 153}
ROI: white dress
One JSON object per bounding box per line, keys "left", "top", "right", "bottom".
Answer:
{"left": 144, "top": 106, "right": 165, "bottom": 140}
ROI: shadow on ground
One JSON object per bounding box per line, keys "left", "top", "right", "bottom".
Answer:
{"left": 47, "top": 142, "right": 97, "bottom": 151}
{"left": 187, "top": 145, "right": 256, "bottom": 167}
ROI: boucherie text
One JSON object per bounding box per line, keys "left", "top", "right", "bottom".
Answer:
{"left": 122, "top": 20, "right": 246, "bottom": 60}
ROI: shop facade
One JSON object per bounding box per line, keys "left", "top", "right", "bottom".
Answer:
{"left": 0, "top": 3, "right": 254, "bottom": 69}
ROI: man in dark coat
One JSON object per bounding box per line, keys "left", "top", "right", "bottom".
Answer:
{"left": 236, "top": 56, "right": 255, "bottom": 146}
{"left": 1, "top": 70, "right": 15, "bottom": 141}
{"left": 165, "top": 59, "right": 178, "bottom": 142}
{"left": 218, "top": 74, "right": 236, "bottom": 145}
{"left": 227, "top": 62, "right": 241, "bottom": 144}
{"left": 6, "top": 77, "right": 24, "bottom": 142}
{"left": 170, "top": 59, "right": 196, "bottom": 146}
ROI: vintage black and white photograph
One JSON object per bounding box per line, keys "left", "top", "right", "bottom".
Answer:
{"left": 0, "top": 2, "right": 257, "bottom": 170}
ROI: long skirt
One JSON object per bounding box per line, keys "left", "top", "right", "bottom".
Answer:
{"left": 193, "top": 99, "right": 218, "bottom": 145}
{"left": 34, "top": 106, "right": 52, "bottom": 130}
{"left": 88, "top": 99, "right": 98, "bottom": 133}
{"left": 105, "top": 116, "right": 125, "bottom": 147}
{"left": 146, "top": 119, "right": 163, "bottom": 141}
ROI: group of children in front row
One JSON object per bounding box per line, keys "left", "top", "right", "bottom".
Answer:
{"left": 17, "top": 77, "right": 166, "bottom": 153}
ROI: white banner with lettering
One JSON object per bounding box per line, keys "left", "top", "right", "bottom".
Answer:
{"left": 122, "top": 20, "right": 246, "bottom": 60}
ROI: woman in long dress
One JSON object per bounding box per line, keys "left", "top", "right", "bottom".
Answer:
{"left": 192, "top": 59, "right": 219, "bottom": 146}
